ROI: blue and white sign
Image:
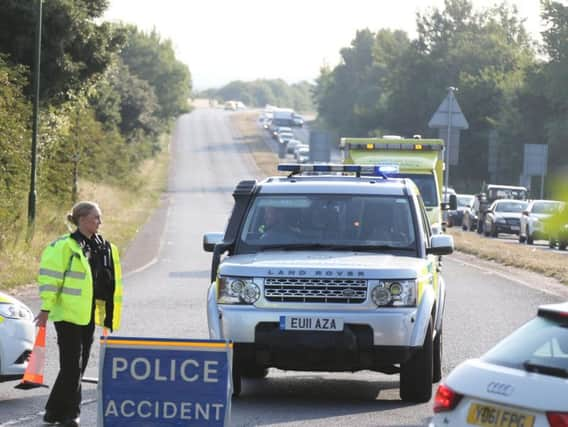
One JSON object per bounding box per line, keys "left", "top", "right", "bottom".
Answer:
{"left": 97, "top": 337, "right": 232, "bottom": 426}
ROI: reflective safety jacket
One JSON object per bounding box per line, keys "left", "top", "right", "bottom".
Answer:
{"left": 38, "top": 234, "right": 123, "bottom": 331}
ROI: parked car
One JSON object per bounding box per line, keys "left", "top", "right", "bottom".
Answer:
{"left": 477, "top": 184, "right": 528, "bottom": 235}
{"left": 483, "top": 199, "right": 528, "bottom": 238}
{"left": 286, "top": 138, "right": 303, "bottom": 154}
{"left": 431, "top": 301, "right": 568, "bottom": 426}
{"left": 272, "top": 126, "right": 293, "bottom": 140}
{"left": 295, "top": 146, "right": 310, "bottom": 163}
{"left": 292, "top": 114, "right": 304, "bottom": 127}
{"left": 277, "top": 130, "right": 294, "bottom": 144}
{"left": 548, "top": 204, "right": 568, "bottom": 250}
{"left": 447, "top": 194, "right": 475, "bottom": 228}
{"left": 462, "top": 194, "right": 484, "bottom": 231}
{"left": 519, "top": 200, "right": 564, "bottom": 244}
{"left": 441, "top": 188, "right": 456, "bottom": 227}
{"left": 0, "top": 291, "right": 35, "bottom": 382}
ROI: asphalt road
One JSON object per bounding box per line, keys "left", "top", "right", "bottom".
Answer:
{"left": 1, "top": 107, "right": 567, "bottom": 426}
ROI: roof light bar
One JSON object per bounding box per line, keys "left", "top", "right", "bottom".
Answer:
{"left": 277, "top": 163, "right": 396, "bottom": 177}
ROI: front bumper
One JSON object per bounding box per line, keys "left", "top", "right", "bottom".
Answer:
{"left": 495, "top": 223, "right": 520, "bottom": 234}
{"left": 0, "top": 317, "right": 34, "bottom": 380}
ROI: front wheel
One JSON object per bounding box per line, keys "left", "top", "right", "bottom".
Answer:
{"left": 400, "top": 320, "right": 433, "bottom": 403}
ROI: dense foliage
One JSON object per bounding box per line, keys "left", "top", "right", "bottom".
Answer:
{"left": 0, "top": 0, "right": 192, "bottom": 246}
{"left": 201, "top": 79, "right": 315, "bottom": 112}
{"left": 313, "top": 0, "right": 568, "bottom": 194}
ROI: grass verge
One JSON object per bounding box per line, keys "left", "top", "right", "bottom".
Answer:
{"left": 230, "top": 111, "right": 279, "bottom": 177}
{"left": 447, "top": 228, "right": 568, "bottom": 285}
{"left": 0, "top": 134, "right": 170, "bottom": 292}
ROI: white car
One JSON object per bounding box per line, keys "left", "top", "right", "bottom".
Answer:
{"left": 519, "top": 200, "right": 564, "bottom": 245}
{"left": 431, "top": 301, "right": 568, "bottom": 426}
{"left": 0, "top": 291, "right": 35, "bottom": 382}
{"left": 286, "top": 138, "right": 303, "bottom": 154}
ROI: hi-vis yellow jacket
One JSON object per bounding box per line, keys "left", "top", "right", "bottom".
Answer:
{"left": 38, "top": 234, "right": 123, "bottom": 331}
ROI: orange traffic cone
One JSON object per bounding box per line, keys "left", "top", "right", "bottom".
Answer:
{"left": 15, "top": 325, "right": 49, "bottom": 389}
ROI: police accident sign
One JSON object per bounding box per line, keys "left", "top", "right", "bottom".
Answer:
{"left": 97, "top": 337, "right": 232, "bottom": 426}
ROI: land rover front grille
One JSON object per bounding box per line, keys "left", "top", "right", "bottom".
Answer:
{"left": 264, "top": 278, "right": 367, "bottom": 303}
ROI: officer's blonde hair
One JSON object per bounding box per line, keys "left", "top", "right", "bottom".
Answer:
{"left": 67, "top": 201, "right": 100, "bottom": 226}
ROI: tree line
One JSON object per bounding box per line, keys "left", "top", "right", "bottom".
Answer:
{"left": 312, "top": 0, "right": 568, "bottom": 194}
{"left": 0, "top": 0, "right": 192, "bottom": 247}
{"left": 200, "top": 79, "right": 315, "bottom": 112}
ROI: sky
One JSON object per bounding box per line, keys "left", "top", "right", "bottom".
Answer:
{"left": 103, "top": 0, "right": 544, "bottom": 91}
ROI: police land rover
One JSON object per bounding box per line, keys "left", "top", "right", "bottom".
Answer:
{"left": 203, "top": 164, "right": 453, "bottom": 403}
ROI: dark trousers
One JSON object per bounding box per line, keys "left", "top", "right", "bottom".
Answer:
{"left": 45, "top": 320, "right": 94, "bottom": 419}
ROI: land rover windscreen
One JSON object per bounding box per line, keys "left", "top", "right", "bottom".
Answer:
{"left": 236, "top": 193, "right": 419, "bottom": 256}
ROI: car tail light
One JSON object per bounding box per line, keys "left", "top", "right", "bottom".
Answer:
{"left": 547, "top": 413, "right": 568, "bottom": 427}
{"left": 433, "top": 383, "right": 463, "bottom": 413}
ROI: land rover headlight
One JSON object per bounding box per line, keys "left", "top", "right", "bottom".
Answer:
{"left": 496, "top": 217, "right": 506, "bottom": 224}
{"left": 0, "top": 302, "right": 33, "bottom": 320}
{"left": 370, "top": 280, "right": 416, "bottom": 307}
{"left": 217, "top": 277, "right": 261, "bottom": 305}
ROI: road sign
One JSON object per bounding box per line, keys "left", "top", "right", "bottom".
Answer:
{"left": 97, "top": 337, "right": 232, "bottom": 426}
{"left": 428, "top": 92, "right": 469, "bottom": 129}
{"left": 523, "top": 144, "right": 548, "bottom": 176}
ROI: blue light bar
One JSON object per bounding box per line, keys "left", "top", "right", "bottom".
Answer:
{"left": 277, "top": 163, "right": 396, "bottom": 177}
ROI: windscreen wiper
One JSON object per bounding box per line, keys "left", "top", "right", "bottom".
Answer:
{"left": 523, "top": 360, "right": 568, "bottom": 378}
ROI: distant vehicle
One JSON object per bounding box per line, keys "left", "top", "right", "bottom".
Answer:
{"left": 271, "top": 108, "right": 295, "bottom": 128}
{"left": 483, "top": 199, "right": 528, "bottom": 238}
{"left": 0, "top": 291, "right": 34, "bottom": 382}
{"left": 295, "top": 146, "right": 310, "bottom": 163}
{"left": 286, "top": 138, "right": 303, "bottom": 154}
{"left": 461, "top": 195, "right": 481, "bottom": 231}
{"left": 548, "top": 204, "right": 568, "bottom": 251}
{"left": 431, "top": 301, "right": 568, "bottom": 427}
{"left": 519, "top": 200, "right": 564, "bottom": 245}
{"left": 292, "top": 114, "right": 304, "bottom": 127}
{"left": 442, "top": 187, "right": 457, "bottom": 227}
{"left": 476, "top": 184, "right": 528, "bottom": 235}
{"left": 447, "top": 194, "right": 475, "bottom": 228}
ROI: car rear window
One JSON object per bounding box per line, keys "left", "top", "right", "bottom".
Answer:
{"left": 482, "top": 317, "right": 568, "bottom": 376}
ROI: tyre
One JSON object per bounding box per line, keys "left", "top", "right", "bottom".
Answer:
{"left": 432, "top": 325, "right": 443, "bottom": 383}
{"left": 518, "top": 233, "right": 526, "bottom": 243}
{"left": 241, "top": 363, "right": 269, "bottom": 379}
{"left": 232, "top": 366, "right": 242, "bottom": 397}
{"left": 400, "top": 320, "right": 433, "bottom": 403}
{"left": 462, "top": 223, "right": 467, "bottom": 231}
{"left": 560, "top": 241, "right": 567, "bottom": 251}
{"left": 527, "top": 234, "right": 534, "bottom": 245}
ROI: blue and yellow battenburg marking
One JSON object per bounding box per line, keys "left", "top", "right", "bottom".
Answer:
{"left": 100, "top": 336, "right": 233, "bottom": 351}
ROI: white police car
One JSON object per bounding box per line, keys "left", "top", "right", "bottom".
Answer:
{"left": 431, "top": 302, "right": 568, "bottom": 426}
{"left": 0, "top": 291, "right": 35, "bottom": 382}
{"left": 204, "top": 163, "right": 454, "bottom": 402}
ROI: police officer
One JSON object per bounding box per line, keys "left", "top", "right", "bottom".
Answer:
{"left": 35, "top": 201, "right": 123, "bottom": 426}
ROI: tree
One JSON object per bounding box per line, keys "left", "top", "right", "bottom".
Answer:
{"left": 0, "top": 0, "right": 125, "bottom": 102}
{"left": 120, "top": 26, "right": 192, "bottom": 121}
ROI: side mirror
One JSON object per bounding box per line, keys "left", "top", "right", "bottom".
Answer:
{"left": 440, "top": 194, "right": 458, "bottom": 211}
{"left": 203, "top": 232, "right": 224, "bottom": 252}
{"left": 427, "top": 234, "right": 454, "bottom": 256}
{"left": 522, "top": 210, "right": 529, "bottom": 216}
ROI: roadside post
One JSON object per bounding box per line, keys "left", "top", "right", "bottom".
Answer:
{"left": 97, "top": 337, "right": 233, "bottom": 426}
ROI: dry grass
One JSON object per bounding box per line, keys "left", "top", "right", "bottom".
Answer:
{"left": 447, "top": 228, "right": 568, "bottom": 285}
{"left": 230, "top": 111, "right": 279, "bottom": 178}
{"left": 0, "top": 135, "right": 170, "bottom": 291}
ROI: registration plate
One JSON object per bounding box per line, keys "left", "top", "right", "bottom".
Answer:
{"left": 510, "top": 225, "right": 520, "bottom": 231}
{"left": 279, "top": 316, "right": 344, "bottom": 331}
{"left": 467, "top": 402, "right": 535, "bottom": 427}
